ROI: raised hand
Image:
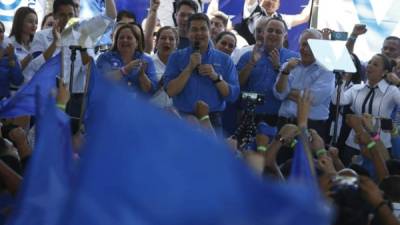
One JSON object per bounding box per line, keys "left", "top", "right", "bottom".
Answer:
{"left": 269, "top": 48, "right": 280, "bottom": 70}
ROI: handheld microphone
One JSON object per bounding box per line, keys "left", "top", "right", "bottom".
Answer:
{"left": 193, "top": 41, "right": 200, "bottom": 73}
{"left": 69, "top": 45, "right": 87, "bottom": 51}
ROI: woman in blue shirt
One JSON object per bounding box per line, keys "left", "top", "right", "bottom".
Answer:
{"left": 96, "top": 23, "right": 157, "bottom": 95}
{"left": 0, "top": 21, "right": 24, "bottom": 99}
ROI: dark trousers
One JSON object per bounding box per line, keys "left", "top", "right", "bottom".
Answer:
{"left": 66, "top": 94, "right": 84, "bottom": 134}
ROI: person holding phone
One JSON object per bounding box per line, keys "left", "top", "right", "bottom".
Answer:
{"left": 332, "top": 53, "right": 400, "bottom": 159}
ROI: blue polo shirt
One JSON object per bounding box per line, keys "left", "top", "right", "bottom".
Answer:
{"left": 236, "top": 48, "right": 299, "bottom": 115}
{"left": 96, "top": 51, "right": 157, "bottom": 95}
{"left": 163, "top": 44, "right": 240, "bottom": 113}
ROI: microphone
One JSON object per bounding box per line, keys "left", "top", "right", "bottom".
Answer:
{"left": 69, "top": 45, "right": 87, "bottom": 52}
{"left": 193, "top": 41, "right": 200, "bottom": 73}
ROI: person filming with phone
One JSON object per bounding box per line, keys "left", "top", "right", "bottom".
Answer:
{"left": 164, "top": 13, "right": 239, "bottom": 135}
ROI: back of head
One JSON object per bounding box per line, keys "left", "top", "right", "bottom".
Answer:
{"left": 117, "top": 10, "right": 136, "bottom": 23}
{"left": 386, "top": 159, "right": 400, "bottom": 175}
{"left": 380, "top": 175, "right": 400, "bottom": 202}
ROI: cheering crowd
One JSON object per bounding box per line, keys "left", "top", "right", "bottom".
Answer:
{"left": 0, "top": 0, "right": 400, "bottom": 224}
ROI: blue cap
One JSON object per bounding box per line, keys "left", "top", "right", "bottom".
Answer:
{"left": 257, "top": 122, "right": 277, "bottom": 137}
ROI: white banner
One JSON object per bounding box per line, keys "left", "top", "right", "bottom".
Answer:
{"left": 0, "top": 0, "right": 47, "bottom": 35}
{"left": 315, "top": 0, "right": 400, "bottom": 61}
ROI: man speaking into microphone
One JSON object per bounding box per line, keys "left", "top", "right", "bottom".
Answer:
{"left": 164, "top": 13, "right": 239, "bottom": 135}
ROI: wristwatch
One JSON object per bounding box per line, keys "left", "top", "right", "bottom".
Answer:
{"left": 213, "top": 74, "right": 223, "bottom": 84}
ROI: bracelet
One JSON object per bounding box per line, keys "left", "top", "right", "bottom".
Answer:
{"left": 315, "top": 148, "right": 327, "bottom": 158}
{"left": 348, "top": 35, "right": 357, "bottom": 41}
{"left": 290, "top": 139, "right": 298, "bottom": 148}
{"left": 120, "top": 66, "right": 128, "bottom": 76}
{"left": 371, "top": 133, "right": 380, "bottom": 141}
{"left": 374, "top": 200, "right": 388, "bottom": 214}
{"left": 367, "top": 141, "right": 377, "bottom": 150}
{"left": 56, "top": 103, "right": 66, "bottom": 111}
{"left": 257, "top": 146, "right": 268, "bottom": 152}
{"left": 199, "top": 115, "right": 209, "bottom": 121}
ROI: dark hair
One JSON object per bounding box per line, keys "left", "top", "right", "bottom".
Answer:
{"left": 41, "top": 12, "right": 54, "bottom": 30}
{"left": 53, "top": 0, "right": 76, "bottom": 14}
{"left": 376, "top": 53, "right": 392, "bottom": 72}
{"left": 215, "top": 31, "right": 237, "bottom": 45}
{"left": 0, "top": 21, "right": 4, "bottom": 32}
{"left": 349, "top": 53, "right": 362, "bottom": 84}
{"left": 111, "top": 24, "right": 143, "bottom": 52}
{"left": 384, "top": 36, "right": 400, "bottom": 44}
{"left": 172, "top": 0, "right": 198, "bottom": 26}
{"left": 156, "top": 26, "right": 179, "bottom": 46}
{"left": 265, "top": 17, "right": 288, "bottom": 32}
{"left": 380, "top": 175, "right": 400, "bottom": 202}
{"left": 386, "top": 159, "right": 400, "bottom": 175}
{"left": 188, "top": 13, "right": 210, "bottom": 29}
{"left": 116, "top": 10, "right": 136, "bottom": 23}
{"left": 9, "top": 7, "right": 37, "bottom": 44}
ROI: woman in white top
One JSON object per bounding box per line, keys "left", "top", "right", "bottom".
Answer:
{"left": 150, "top": 26, "right": 178, "bottom": 108}
{"left": 9, "top": 7, "right": 38, "bottom": 71}
{"left": 333, "top": 54, "right": 400, "bottom": 161}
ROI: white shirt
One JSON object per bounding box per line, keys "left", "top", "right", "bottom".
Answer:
{"left": 332, "top": 79, "right": 400, "bottom": 149}
{"left": 149, "top": 53, "right": 172, "bottom": 108}
{"left": 231, "top": 45, "right": 253, "bottom": 65}
{"left": 9, "top": 36, "right": 30, "bottom": 62}
{"left": 25, "top": 28, "right": 93, "bottom": 93}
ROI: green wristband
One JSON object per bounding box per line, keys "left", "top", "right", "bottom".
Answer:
{"left": 290, "top": 139, "right": 298, "bottom": 148}
{"left": 315, "top": 149, "right": 327, "bottom": 158}
{"left": 367, "top": 141, "right": 377, "bottom": 150}
{"left": 199, "top": 115, "right": 209, "bottom": 121}
{"left": 257, "top": 146, "right": 268, "bottom": 152}
{"left": 56, "top": 103, "right": 66, "bottom": 111}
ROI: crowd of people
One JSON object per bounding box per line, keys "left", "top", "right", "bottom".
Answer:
{"left": 0, "top": 0, "right": 399, "bottom": 224}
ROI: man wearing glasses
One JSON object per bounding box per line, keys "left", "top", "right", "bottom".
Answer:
{"left": 237, "top": 17, "right": 298, "bottom": 127}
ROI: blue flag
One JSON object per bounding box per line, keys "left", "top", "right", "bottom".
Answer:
{"left": 0, "top": 54, "right": 61, "bottom": 118}
{"left": 289, "top": 139, "right": 318, "bottom": 190}
{"left": 6, "top": 94, "right": 74, "bottom": 225}
{"left": 60, "top": 65, "right": 331, "bottom": 225}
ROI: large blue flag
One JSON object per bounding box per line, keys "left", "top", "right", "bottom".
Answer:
{"left": 6, "top": 94, "right": 74, "bottom": 225}
{"left": 289, "top": 138, "right": 318, "bottom": 190}
{"left": 0, "top": 54, "right": 61, "bottom": 118}
{"left": 60, "top": 65, "right": 331, "bottom": 225}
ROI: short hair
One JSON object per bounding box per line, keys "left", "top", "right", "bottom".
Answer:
{"left": 0, "top": 21, "right": 4, "bottom": 32}
{"left": 41, "top": 12, "right": 53, "bottom": 30}
{"left": 53, "top": 0, "right": 76, "bottom": 15}
{"left": 111, "top": 24, "right": 143, "bottom": 52}
{"left": 210, "top": 11, "right": 229, "bottom": 27}
{"left": 380, "top": 175, "right": 400, "bottom": 202}
{"left": 9, "top": 7, "right": 37, "bottom": 44}
{"left": 376, "top": 53, "right": 392, "bottom": 72}
{"left": 188, "top": 13, "right": 210, "bottom": 29}
{"left": 215, "top": 31, "right": 237, "bottom": 45}
{"left": 175, "top": 0, "right": 198, "bottom": 13}
{"left": 156, "top": 26, "right": 179, "bottom": 46}
{"left": 300, "top": 28, "right": 323, "bottom": 40}
{"left": 265, "top": 17, "right": 288, "bottom": 32}
{"left": 116, "top": 10, "right": 136, "bottom": 23}
{"left": 384, "top": 36, "right": 400, "bottom": 44}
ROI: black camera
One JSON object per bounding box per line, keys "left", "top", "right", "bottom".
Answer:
{"left": 240, "top": 92, "right": 265, "bottom": 105}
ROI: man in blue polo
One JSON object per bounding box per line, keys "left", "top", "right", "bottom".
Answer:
{"left": 237, "top": 17, "right": 298, "bottom": 127}
{"left": 164, "top": 13, "right": 239, "bottom": 133}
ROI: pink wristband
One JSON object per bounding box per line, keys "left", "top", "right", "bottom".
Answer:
{"left": 372, "top": 133, "right": 380, "bottom": 141}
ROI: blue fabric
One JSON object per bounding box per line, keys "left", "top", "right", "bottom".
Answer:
{"left": 0, "top": 53, "right": 23, "bottom": 98}
{"left": 0, "top": 54, "right": 61, "bottom": 118}
{"left": 60, "top": 69, "right": 331, "bottom": 225}
{"left": 289, "top": 139, "right": 318, "bottom": 190}
{"left": 273, "top": 62, "right": 335, "bottom": 120}
{"left": 163, "top": 45, "right": 240, "bottom": 113}
{"left": 237, "top": 48, "right": 299, "bottom": 115}
{"left": 6, "top": 94, "right": 74, "bottom": 225}
{"left": 391, "top": 134, "right": 400, "bottom": 159}
{"left": 96, "top": 51, "right": 157, "bottom": 95}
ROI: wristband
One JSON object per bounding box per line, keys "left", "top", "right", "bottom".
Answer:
{"left": 371, "top": 133, "right": 380, "bottom": 141}
{"left": 392, "top": 127, "right": 399, "bottom": 136}
{"left": 374, "top": 200, "right": 388, "bottom": 214}
{"left": 290, "top": 139, "right": 298, "bottom": 148}
{"left": 199, "top": 115, "right": 210, "bottom": 121}
{"left": 257, "top": 146, "right": 268, "bottom": 152}
{"left": 56, "top": 103, "right": 66, "bottom": 111}
{"left": 348, "top": 35, "right": 357, "bottom": 41}
{"left": 315, "top": 148, "right": 327, "bottom": 158}
{"left": 367, "top": 141, "right": 377, "bottom": 150}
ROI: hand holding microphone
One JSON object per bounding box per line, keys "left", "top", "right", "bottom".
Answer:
{"left": 189, "top": 41, "right": 201, "bottom": 72}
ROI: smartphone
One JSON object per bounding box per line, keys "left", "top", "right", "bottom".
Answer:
{"left": 331, "top": 31, "right": 349, "bottom": 41}
{"left": 380, "top": 118, "right": 393, "bottom": 131}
